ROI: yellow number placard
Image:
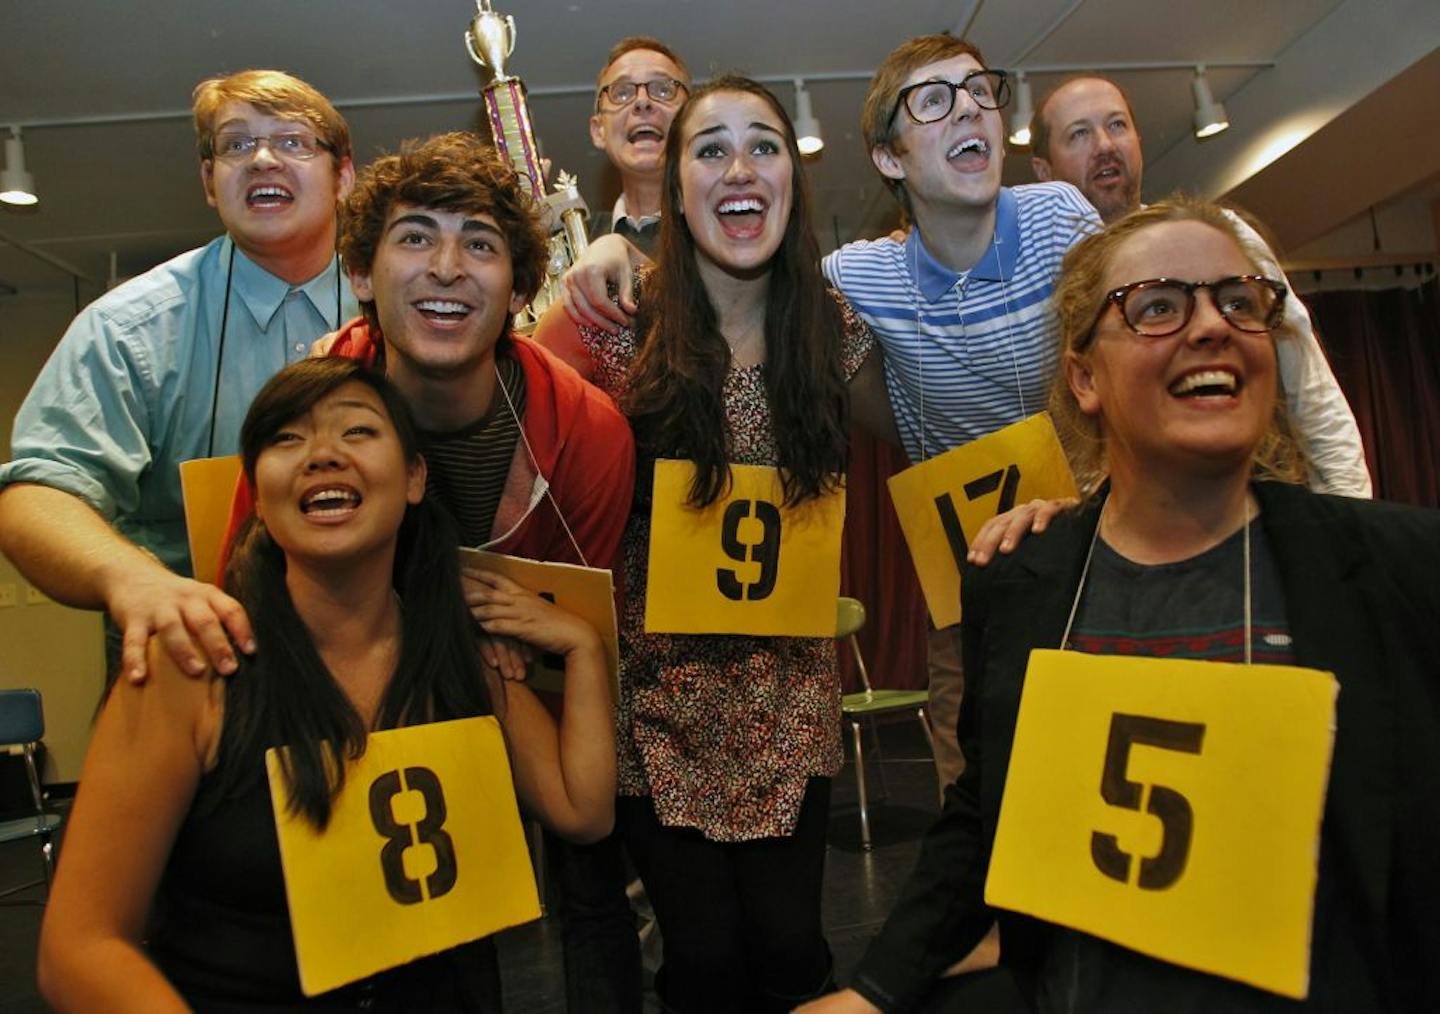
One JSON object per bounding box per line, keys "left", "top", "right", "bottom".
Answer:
{"left": 179, "top": 455, "right": 242, "bottom": 585}
{"left": 985, "top": 649, "right": 1337, "bottom": 999}
{"left": 458, "top": 548, "right": 619, "bottom": 698}
{"left": 887, "top": 413, "right": 1077, "bottom": 628}
{"left": 645, "top": 459, "right": 845, "bottom": 636}
{"left": 267, "top": 717, "right": 540, "bottom": 996}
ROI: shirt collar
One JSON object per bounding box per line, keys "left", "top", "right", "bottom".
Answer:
{"left": 229, "top": 238, "right": 342, "bottom": 329}
{"left": 612, "top": 193, "right": 661, "bottom": 230}
{"left": 907, "top": 187, "right": 1020, "bottom": 301}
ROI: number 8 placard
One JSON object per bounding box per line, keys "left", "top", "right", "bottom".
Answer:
{"left": 267, "top": 717, "right": 541, "bottom": 996}
{"left": 645, "top": 459, "right": 846, "bottom": 636}
{"left": 984, "top": 650, "right": 1337, "bottom": 999}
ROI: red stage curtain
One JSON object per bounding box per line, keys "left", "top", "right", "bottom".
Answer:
{"left": 1302, "top": 277, "right": 1440, "bottom": 508}
{"left": 838, "top": 428, "right": 929, "bottom": 692}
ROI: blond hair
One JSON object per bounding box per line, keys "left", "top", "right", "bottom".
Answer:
{"left": 1048, "top": 195, "right": 1308, "bottom": 492}
{"left": 193, "top": 69, "right": 351, "bottom": 163}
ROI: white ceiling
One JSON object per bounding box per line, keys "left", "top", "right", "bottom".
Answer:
{"left": 1, "top": 0, "right": 1435, "bottom": 298}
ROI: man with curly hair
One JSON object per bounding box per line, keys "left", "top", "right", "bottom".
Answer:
{"left": 326, "top": 131, "right": 641, "bottom": 1013}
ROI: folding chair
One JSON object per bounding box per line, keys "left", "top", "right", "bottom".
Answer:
{"left": 0, "top": 688, "right": 64, "bottom": 899}
{"left": 838, "top": 598, "right": 934, "bottom": 849}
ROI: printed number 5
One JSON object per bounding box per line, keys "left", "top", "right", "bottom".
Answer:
{"left": 1090, "top": 713, "right": 1205, "bottom": 891}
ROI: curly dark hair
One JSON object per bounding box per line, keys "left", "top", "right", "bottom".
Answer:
{"left": 623, "top": 75, "right": 850, "bottom": 508}
{"left": 339, "top": 131, "right": 549, "bottom": 328}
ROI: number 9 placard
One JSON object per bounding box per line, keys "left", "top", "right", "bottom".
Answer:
{"left": 267, "top": 717, "right": 541, "bottom": 996}
{"left": 645, "top": 459, "right": 846, "bottom": 636}
{"left": 984, "top": 650, "right": 1337, "bottom": 999}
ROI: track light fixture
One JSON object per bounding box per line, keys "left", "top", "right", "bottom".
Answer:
{"left": 793, "top": 79, "right": 824, "bottom": 156}
{"left": 1191, "top": 66, "right": 1230, "bottom": 139}
{"left": 2, "top": 126, "right": 39, "bottom": 206}
{"left": 1008, "top": 72, "right": 1034, "bottom": 146}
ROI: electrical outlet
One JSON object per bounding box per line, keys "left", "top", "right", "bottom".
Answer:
{"left": 25, "top": 584, "right": 48, "bottom": 605}
{"left": 0, "top": 583, "right": 15, "bottom": 608}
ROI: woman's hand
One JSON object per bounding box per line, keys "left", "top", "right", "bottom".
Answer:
{"left": 561, "top": 234, "right": 645, "bottom": 332}
{"left": 966, "top": 497, "right": 1077, "bottom": 565}
{"left": 462, "top": 568, "right": 602, "bottom": 662}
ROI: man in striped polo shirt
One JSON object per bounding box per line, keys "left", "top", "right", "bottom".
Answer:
{"left": 821, "top": 35, "right": 1100, "bottom": 796}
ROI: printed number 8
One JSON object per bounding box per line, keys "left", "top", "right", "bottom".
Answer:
{"left": 369, "top": 766, "right": 459, "bottom": 905}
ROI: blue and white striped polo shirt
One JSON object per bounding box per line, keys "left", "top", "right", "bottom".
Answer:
{"left": 823, "top": 182, "right": 1100, "bottom": 464}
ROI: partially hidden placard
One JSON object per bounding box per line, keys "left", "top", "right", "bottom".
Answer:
{"left": 887, "top": 413, "right": 1077, "bottom": 628}
{"left": 179, "top": 455, "right": 242, "bottom": 586}
{"left": 985, "top": 649, "right": 1338, "bottom": 999}
{"left": 267, "top": 716, "right": 540, "bottom": 996}
{"left": 645, "top": 459, "right": 845, "bottom": 636}
{"left": 458, "top": 548, "right": 619, "bottom": 697}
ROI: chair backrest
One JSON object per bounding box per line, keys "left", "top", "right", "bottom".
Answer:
{"left": 836, "top": 597, "right": 876, "bottom": 695}
{"left": 0, "top": 689, "right": 44, "bottom": 747}
{"left": 836, "top": 597, "right": 866, "bottom": 638}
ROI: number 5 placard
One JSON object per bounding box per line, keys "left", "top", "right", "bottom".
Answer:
{"left": 887, "top": 413, "right": 1077, "bottom": 628}
{"left": 645, "top": 459, "right": 846, "bottom": 636}
{"left": 985, "top": 650, "right": 1337, "bottom": 999}
{"left": 267, "top": 717, "right": 541, "bottom": 995}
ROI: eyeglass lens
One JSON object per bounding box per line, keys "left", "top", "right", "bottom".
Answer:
{"left": 904, "top": 71, "right": 1008, "bottom": 122}
{"left": 1123, "top": 279, "right": 1281, "bottom": 336}
{"left": 213, "top": 132, "right": 323, "bottom": 161}
{"left": 604, "top": 78, "right": 682, "bottom": 107}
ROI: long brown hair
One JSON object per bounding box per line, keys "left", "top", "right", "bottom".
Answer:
{"left": 622, "top": 75, "right": 849, "bottom": 506}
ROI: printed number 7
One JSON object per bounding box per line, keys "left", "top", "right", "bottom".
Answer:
{"left": 935, "top": 464, "right": 1021, "bottom": 566}
{"left": 1090, "top": 713, "right": 1205, "bottom": 891}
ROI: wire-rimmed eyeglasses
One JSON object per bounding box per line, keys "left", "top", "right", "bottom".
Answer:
{"left": 597, "top": 76, "right": 688, "bottom": 110}
{"left": 211, "top": 131, "right": 334, "bottom": 162}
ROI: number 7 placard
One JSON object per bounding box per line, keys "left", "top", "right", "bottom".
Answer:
{"left": 887, "top": 413, "right": 1077, "bottom": 628}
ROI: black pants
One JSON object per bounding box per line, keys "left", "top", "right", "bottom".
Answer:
{"left": 617, "top": 778, "right": 835, "bottom": 1014}
{"left": 546, "top": 829, "right": 642, "bottom": 1014}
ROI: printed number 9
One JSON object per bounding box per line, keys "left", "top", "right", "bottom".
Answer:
{"left": 717, "top": 499, "right": 782, "bottom": 601}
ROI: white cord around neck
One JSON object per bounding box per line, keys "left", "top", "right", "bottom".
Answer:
{"left": 1061, "top": 497, "right": 1254, "bottom": 663}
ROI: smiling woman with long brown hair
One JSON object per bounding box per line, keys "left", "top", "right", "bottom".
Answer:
{"left": 536, "top": 75, "right": 897, "bottom": 1013}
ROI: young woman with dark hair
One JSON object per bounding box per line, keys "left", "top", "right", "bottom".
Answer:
{"left": 39, "top": 357, "right": 615, "bottom": 1012}
{"left": 536, "top": 75, "right": 898, "bottom": 1013}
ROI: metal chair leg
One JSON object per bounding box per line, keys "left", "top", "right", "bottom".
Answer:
{"left": 916, "top": 706, "right": 936, "bottom": 752}
{"left": 849, "top": 718, "right": 872, "bottom": 850}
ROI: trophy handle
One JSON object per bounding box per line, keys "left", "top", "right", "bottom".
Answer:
{"left": 464, "top": 29, "right": 483, "bottom": 67}
{"left": 504, "top": 15, "right": 516, "bottom": 58}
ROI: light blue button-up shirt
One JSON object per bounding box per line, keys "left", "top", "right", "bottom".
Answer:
{"left": 0, "top": 235, "right": 358, "bottom": 576}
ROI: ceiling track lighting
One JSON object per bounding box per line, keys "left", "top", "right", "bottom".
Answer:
{"left": 1191, "top": 65, "right": 1230, "bottom": 139}
{"left": 793, "top": 79, "right": 824, "bottom": 156}
{"left": 1, "top": 126, "right": 39, "bottom": 206}
{"left": 1008, "top": 71, "right": 1034, "bottom": 147}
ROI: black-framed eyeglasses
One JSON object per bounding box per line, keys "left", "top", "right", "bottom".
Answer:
{"left": 892, "top": 70, "right": 1010, "bottom": 126}
{"left": 597, "top": 76, "right": 688, "bottom": 110}
{"left": 211, "top": 131, "right": 334, "bottom": 162}
{"left": 1098, "top": 276, "right": 1288, "bottom": 338}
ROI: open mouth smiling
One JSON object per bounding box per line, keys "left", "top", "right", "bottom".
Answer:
{"left": 300, "top": 485, "right": 361, "bottom": 517}
{"left": 413, "top": 298, "right": 473, "bottom": 323}
{"left": 246, "top": 184, "right": 294, "bottom": 208}
{"left": 1170, "top": 368, "right": 1240, "bottom": 398}
{"left": 946, "top": 136, "right": 990, "bottom": 168}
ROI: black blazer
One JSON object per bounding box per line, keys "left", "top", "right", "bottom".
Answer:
{"left": 851, "top": 481, "right": 1440, "bottom": 1012}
